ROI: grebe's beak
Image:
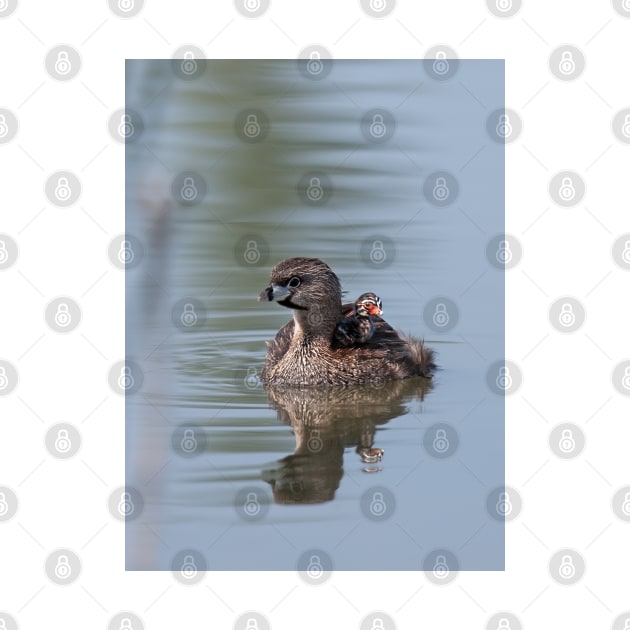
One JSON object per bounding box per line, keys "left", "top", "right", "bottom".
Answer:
{"left": 258, "top": 283, "right": 291, "bottom": 302}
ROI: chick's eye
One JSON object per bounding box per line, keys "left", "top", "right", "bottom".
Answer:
{"left": 288, "top": 277, "right": 301, "bottom": 288}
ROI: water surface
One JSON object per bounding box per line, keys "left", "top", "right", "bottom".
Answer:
{"left": 124, "top": 59, "right": 505, "bottom": 572}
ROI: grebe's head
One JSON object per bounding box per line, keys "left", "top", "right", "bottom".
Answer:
{"left": 258, "top": 257, "right": 342, "bottom": 310}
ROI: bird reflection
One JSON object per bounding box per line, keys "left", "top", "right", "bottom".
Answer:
{"left": 262, "top": 377, "right": 433, "bottom": 505}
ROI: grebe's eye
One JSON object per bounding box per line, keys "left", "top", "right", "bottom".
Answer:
{"left": 287, "top": 276, "right": 301, "bottom": 288}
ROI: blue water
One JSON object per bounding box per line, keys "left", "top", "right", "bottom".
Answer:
{"left": 124, "top": 59, "right": 505, "bottom": 571}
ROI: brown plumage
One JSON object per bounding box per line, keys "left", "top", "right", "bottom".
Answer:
{"left": 258, "top": 257, "right": 436, "bottom": 385}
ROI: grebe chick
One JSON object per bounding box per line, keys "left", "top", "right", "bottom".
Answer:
{"left": 333, "top": 292, "right": 383, "bottom": 347}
